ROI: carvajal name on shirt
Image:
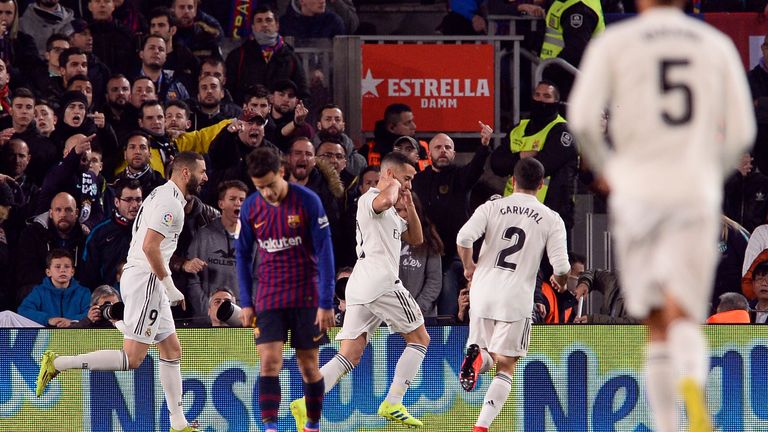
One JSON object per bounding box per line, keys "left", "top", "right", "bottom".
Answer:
{"left": 500, "top": 205, "right": 543, "bottom": 224}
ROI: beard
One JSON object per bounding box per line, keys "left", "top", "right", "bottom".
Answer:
{"left": 199, "top": 99, "right": 220, "bottom": 110}
{"left": 186, "top": 173, "right": 203, "bottom": 195}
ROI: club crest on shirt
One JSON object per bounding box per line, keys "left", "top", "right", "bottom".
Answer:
{"left": 561, "top": 132, "right": 573, "bottom": 147}
{"left": 288, "top": 214, "right": 301, "bottom": 228}
{"left": 161, "top": 212, "right": 173, "bottom": 226}
{"left": 570, "top": 14, "right": 583, "bottom": 28}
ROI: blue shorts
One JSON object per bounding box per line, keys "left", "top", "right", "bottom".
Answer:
{"left": 254, "top": 307, "right": 329, "bottom": 349}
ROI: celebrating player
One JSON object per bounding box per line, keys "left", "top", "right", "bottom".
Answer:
{"left": 456, "top": 157, "right": 569, "bottom": 432}
{"left": 568, "top": 0, "right": 757, "bottom": 430}
{"left": 236, "top": 146, "right": 335, "bottom": 432}
{"left": 35, "top": 151, "right": 208, "bottom": 432}
{"left": 291, "top": 152, "right": 429, "bottom": 429}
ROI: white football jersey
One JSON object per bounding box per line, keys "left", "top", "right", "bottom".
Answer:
{"left": 346, "top": 188, "right": 408, "bottom": 305}
{"left": 457, "top": 193, "right": 569, "bottom": 322}
{"left": 125, "top": 181, "right": 186, "bottom": 273}
{"left": 568, "top": 7, "right": 756, "bottom": 208}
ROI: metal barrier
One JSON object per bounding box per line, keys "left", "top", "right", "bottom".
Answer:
{"left": 535, "top": 57, "right": 580, "bottom": 84}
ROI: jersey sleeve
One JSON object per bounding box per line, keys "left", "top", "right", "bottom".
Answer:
{"left": 145, "top": 201, "right": 183, "bottom": 238}
{"left": 568, "top": 35, "right": 612, "bottom": 175}
{"left": 235, "top": 198, "right": 256, "bottom": 308}
{"left": 358, "top": 189, "right": 379, "bottom": 217}
{"left": 304, "top": 190, "right": 336, "bottom": 309}
{"left": 546, "top": 213, "right": 570, "bottom": 276}
{"left": 457, "top": 201, "right": 491, "bottom": 248}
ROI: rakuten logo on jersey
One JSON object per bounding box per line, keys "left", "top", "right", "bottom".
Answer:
{"left": 258, "top": 236, "right": 303, "bottom": 252}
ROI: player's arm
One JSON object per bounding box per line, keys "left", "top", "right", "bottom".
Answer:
{"left": 400, "top": 189, "right": 423, "bottom": 246}
{"left": 567, "top": 38, "right": 611, "bottom": 175}
{"left": 307, "top": 193, "right": 336, "bottom": 331}
{"left": 547, "top": 216, "right": 570, "bottom": 288}
{"left": 235, "top": 199, "right": 256, "bottom": 326}
{"left": 143, "top": 228, "right": 186, "bottom": 309}
{"left": 456, "top": 202, "right": 490, "bottom": 282}
{"left": 372, "top": 171, "right": 401, "bottom": 213}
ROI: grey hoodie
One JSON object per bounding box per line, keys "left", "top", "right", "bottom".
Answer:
{"left": 311, "top": 132, "right": 367, "bottom": 176}
{"left": 20, "top": 3, "right": 75, "bottom": 60}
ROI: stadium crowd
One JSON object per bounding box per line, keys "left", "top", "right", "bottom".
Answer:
{"left": 0, "top": 0, "right": 766, "bottom": 329}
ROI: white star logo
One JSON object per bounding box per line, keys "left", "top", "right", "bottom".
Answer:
{"left": 361, "top": 69, "right": 384, "bottom": 97}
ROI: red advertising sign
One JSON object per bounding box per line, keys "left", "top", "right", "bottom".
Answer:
{"left": 361, "top": 44, "right": 495, "bottom": 132}
{"left": 703, "top": 13, "right": 768, "bottom": 69}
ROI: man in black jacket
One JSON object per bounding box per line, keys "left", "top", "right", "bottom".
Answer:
{"left": 412, "top": 128, "right": 490, "bottom": 317}
{"left": 79, "top": 177, "right": 140, "bottom": 289}
{"left": 15, "top": 191, "right": 87, "bottom": 305}
{"left": 113, "top": 130, "right": 166, "bottom": 198}
{"left": 224, "top": 5, "right": 307, "bottom": 105}
{"left": 724, "top": 153, "right": 768, "bottom": 232}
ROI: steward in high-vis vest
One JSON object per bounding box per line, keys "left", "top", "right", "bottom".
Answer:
{"left": 539, "top": 0, "right": 605, "bottom": 100}
{"left": 490, "top": 81, "right": 578, "bottom": 231}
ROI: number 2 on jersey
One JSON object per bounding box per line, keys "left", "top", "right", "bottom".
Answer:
{"left": 659, "top": 58, "right": 693, "bottom": 126}
{"left": 495, "top": 226, "right": 526, "bottom": 271}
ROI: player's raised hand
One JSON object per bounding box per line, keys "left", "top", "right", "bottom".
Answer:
{"left": 479, "top": 121, "right": 493, "bottom": 146}
{"left": 315, "top": 308, "right": 335, "bottom": 332}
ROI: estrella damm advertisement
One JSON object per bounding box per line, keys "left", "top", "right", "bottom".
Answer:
{"left": 1, "top": 326, "right": 767, "bottom": 431}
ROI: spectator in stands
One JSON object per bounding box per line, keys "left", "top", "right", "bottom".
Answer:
{"left": 280, "top": 0, "right": 346, "bottom": 39}
{"left": 37, "top": 133, "right": 104, "bottom": 226}
{"left": 536, "top": 252, "right": 585, "bottom": 324}
{"left": 395, "top": 192, "right": 442, "bottom": 324}
{"left": 69, "top": 284, "right": 120, "bottom": 327}
{"left": 316, "top": 137, "right": 353, "bottom": 185}
{"left": 748, "top": 34, "right": 768, "bottom": 175}
{"left": 199, "top": 56, "right": 235, "bottom": 102}
{"left": 164, "top": 99, "right": 191, "bottom": 137}
{"left": 133, "top": 33, "right": 190, "bottom": 103}
{"left": 267, "top": 79, "right": 313, "bottom": 153}
{"left": 392, "top": 136, "right": 430, "bottom": 172}
{"left": 101, "top": 74, "right": 136, "bottom": 141}
{"left": 113, "top": 130, "right": 166, "bottom": 196}
{"left": 707, "top": 292, "right": 750, "bottom": 324}
{"left": 571, "top": 269, "right": 640, "bottom": 324}
{"left": 19, "top": 0, "right": 75, "bottom": 61}
{"left": 2, "top": 89, "right": 58, "bottom": 186}
{"left": 714, "top": 216, "right": 750, "bottom": 309}
{"left": 79, "top": 177, "right": 139, "bottom": 289}
{"left": 66, "top": 73, "right": 93, "bottom": 108}
{"left": 17, "top": 248, "right": 89, "bottom": 326}
{"left": 41, "top": 47, "right": 88, "bottom": 100}
{"left": 333, "top": 267, "right": 352, "bottom": 325}
{"left": 208, "top": 288, "right": 237, "bottom": 327}
{"left": 369, "top": 103, "right": 419, "bottom": 166}
{"left": 0, "top": 0, "right": 44, "bottom": 90}
{"left": 1, "top": 139, "right": 38, "bottom": 235}
{"left": 129, "top": 76, "right": 155, "bottom": 109}
{"left": 724, "top": 153, "right": 768, "bottom": 233}
{"left": 187, "top": 75, "right": 240, "bottom": 130}
{"left": 224, "top": 5, "right": 307, "bottom": 105}
{"left": 41, "top": 33, "right": 69, "bottom": 85}
{"left": 750, "top": 262, "right": 768, "bottom": 323}
{"left": 33, "top": 100, "right": 56, "bottom": 138}
{"left": 312, "top": 103, "right": 366, "bottom": 176}
{"left": 67, "top": 20, "right": 110, "bottom": 108}
{"left": 171, "top": 0, "right": 222, "bottom": 61}
{"left": 438, "top": 0, "right": 488, "bottom": 35}
{"left": 0, "top": 182, "right": 13, "bottom": 312}
{"left": 413, "top": 128, "right": 490, "bottom": 317}
{"left": 519, "top": 0, "right": 604, "bottom": 100}
{"left": 86, "top": 1, "right": 133, "bottom": 76}
{"left": 241, "top": 84, "right": 276, "bottom": 139}
{"left": 491, "top": 81, "right": 579, "bottom": 241}
{"left": 186, "top": 180, "right": 247, "bottom": 320}
{"left": 286, "top": 137, "right": 343, "bottom": 230}
{"left": 148, "top": 7, "right": 199, "bottom": 92}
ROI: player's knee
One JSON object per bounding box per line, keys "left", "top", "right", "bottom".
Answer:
{"left": 126, "top": 352, "right": 147, "bottom": 370}
{"left": 259, "top": 357, "right": 282, "bottom": 375}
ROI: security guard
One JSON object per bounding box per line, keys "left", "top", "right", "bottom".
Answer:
{"left": 490, "top": 81, "right": 578, "bottom": 233}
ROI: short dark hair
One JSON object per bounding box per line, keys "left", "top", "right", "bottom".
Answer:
{"left": 113, "top": 178, "right": 141, "bottom": 198}
{"left": 58, "top": 47, "right": 86, "bottom": 70}
{"left": 148, "top": 6, "right": 177, "bottom": 27}
{"left": 108, "top": 73, "right": 128, "bottom": 82}
{"left": 359, "top": 165, "right": 380, "bottom": 177}
{"left": 67, "top": 74, "right": 90, "bottom": 85}
{"left": 201, "top": 56, "right": 225, "bottom": 72}
{"left": 513, "top": 157, "right": 545, "bottom": 190}
{"left": 171, "top": 151, "right": 203, "bottom": 176}
{"left": 46, "top": 33, "right": 69, "bottom": 52}
{"left": 319, "top": 103, "right": 343, "bottom": 117}
{"left": 717, "top": 292, "right": 749, "bottom": 313}
{"left": 217, "top": 180, "right": 248, "bottom": 201}
{"left": 165, "top": 99, "right": 190, "bottom": 117}
{"left": 139, "top": 100, "right": 163, "bottom": 118}
{"left": 35, "top": 98, "right": 57, "bottom": 112}
{"left": 46, "top": 249, "right": 74, "bottom": 268}
{"left": 251, "top": 4, "right": 276, "bottom": 19}
{"left": 12, "top": 87, "right": 35, "bottom": 103}
{"left": 244, "top": 84, "right": 270, "bottom": 102}
{"left": 125, "top": 129, "right": 151, "bottom": 145}
{"left": 568, "top": 252, "right": 586, "bottom": 266}
{"left": 380, "top": 151, "right": 413, "bottom": 170}
{"left": 290, "top": 136, "right": 313, "bottom": 151}
{"left": 247, "top": 147, "right": 282, "bottom": 178}
{"left": 536, "top": 80, "right": 561, "bottom": 102}
{"left": 384, "top": 103, "right": 412, "bottom": 126}
{"left": 317, "top": 137, "right": 346, "bottom": 155}
{"left": 140, "top": 33, "right": 165, "bottom": 51}
{"left": 754, "top": 261, "right": 768, "bottom": 280}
